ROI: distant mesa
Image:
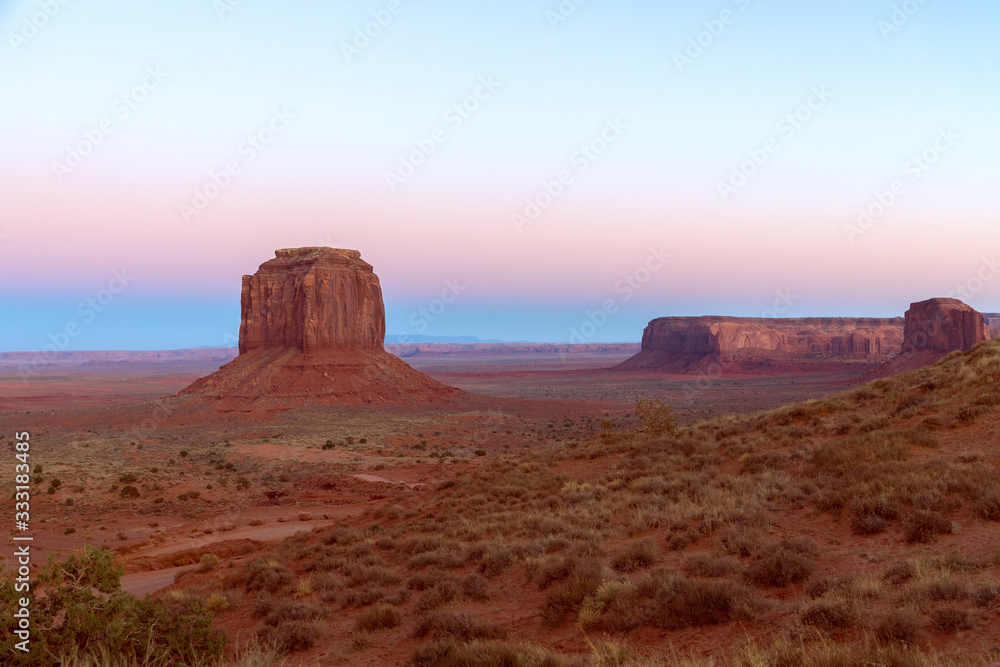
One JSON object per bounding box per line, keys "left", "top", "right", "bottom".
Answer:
{"left": 902, "top": 297, "right": 990, "bottom": 353}
{"left": 180, "top": 247, "right": 459, "bottom": 406}
{"left": 616, "top": 297, "right": 997, "bottom": 376}
{"left": 615, "top": 316, "right": 904, "bottom": 372}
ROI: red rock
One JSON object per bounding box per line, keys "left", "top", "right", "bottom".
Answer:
{"left": 179, "top": 247, "right": 460, "bottom": 408}
{"left": 298, "top": 512, "right": 312, "bottom": 521}
{"left": 239, "top": 248, "right": 384, "bottom": 354}
{"left": 901, "top": 298, "right": 990, "bottom": 353}
{"left": 983, "top": 313, "right": 1000, "bottom": 340}
{"left": 618, "top": 317, "right": 904, "bottom": 370}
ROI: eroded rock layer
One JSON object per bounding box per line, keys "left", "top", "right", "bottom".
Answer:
{"left": 617, "top": 317, "right": 905, "bottom": 371}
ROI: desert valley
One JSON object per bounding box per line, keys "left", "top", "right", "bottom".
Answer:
{"left": 3, "top": 247, "right": 1000, "bottom": 666}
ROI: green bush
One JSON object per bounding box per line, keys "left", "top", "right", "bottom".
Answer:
{"left": 0, "top": 546, "right": 226, "bottom": 666}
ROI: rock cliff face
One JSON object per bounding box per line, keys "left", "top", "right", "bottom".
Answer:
{"left": 239, "top": 247, "right": 385, "bottom": 354}
{"left": 617, "top": 317, "right": 904, "bottom": 371}
{"left": 902, "top": 298, "right": 990, "bottom": 353}
{"left": 983, "top": 313, "right": 1000, "bottom": 340}
{"left": 181, "top": 248, "right": 458, "bottom": 407}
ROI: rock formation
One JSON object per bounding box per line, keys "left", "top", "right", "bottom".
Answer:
{"left": 983, "top": 313, "right": 1000, "bottom": 340}
{"left": 239, "top": 248, "right": 384, "bottom": 354}
{"left": 180, "top": 248, "right": 459, "bottom": 407}
{"left": 616, "top": 317, "right": 904, "bottom": 371}
{"left": 901, "top": 298, "right": 990, "bottom": 353}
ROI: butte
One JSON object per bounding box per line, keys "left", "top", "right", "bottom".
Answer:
{"left": 178, "top": 247, "right": 459, "bottom": 408}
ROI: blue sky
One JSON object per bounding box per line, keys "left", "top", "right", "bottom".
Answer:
{"left": 1, "top": 0, "right": 998, "bottom": 350}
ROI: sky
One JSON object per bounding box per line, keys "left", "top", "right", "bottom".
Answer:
{"left": 1, "top": 0, "right": 998, "bottom": 351}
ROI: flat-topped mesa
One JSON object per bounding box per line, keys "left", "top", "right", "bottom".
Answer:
{"left": 618, "top": 316, "right": 905, "bottom": 371}
{"left": 239, "top": 247, "right": 385, "bottom": 354}
{"left": 902, "top": 298, "right": 990, "bottom": 353}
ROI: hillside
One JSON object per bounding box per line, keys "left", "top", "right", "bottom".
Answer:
{"left": 6, "top": 340, "right": 1000, "bottom": 666}
{"left": 165, "top": 340, "right": 1000, "bottom": 665}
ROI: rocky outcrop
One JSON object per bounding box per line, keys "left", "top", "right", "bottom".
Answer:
{"left": 902, "top": 298, "right": 990, "bottom": 353}
{"left": 983, "top": 313, "right": 1000, "bottom": 340}
{"left": 239, "top": 247, "right": 384, "bottom": 354}
{"left": 617, "top": 317, "right": 904, "bottom": 371}
{"left": 181, "top": 247, "right": 459, "bottom": 407}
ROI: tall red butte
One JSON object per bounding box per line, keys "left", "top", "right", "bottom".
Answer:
{"left": 180, "top": 247, "right": 458, "bottom": 406}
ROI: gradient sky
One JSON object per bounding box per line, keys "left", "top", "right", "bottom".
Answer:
{"left": 1, "top": 0, "right": 998, "bottom": 351}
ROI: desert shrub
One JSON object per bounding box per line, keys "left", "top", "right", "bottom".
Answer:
{"left": 873, "top": 609, "right": 921, "bottom": 643}
{"left": 119, "top": 485, "right": 140, "bottom": 499}
{"left": 743, "top": 540, "right": 817, "bottom": 588}
{"left": 198, "top": 554, "right": 220, "bottom": 572}
{"left": 973, "top": 584, "right": 1000, "bottom": 608}
{"left": 204, "top": 593, "right": 229, "bottom": 613}
{"left": 0, "top": 546, "right": 226, "bottom": 666}
{"left": 258, "top": 620, "right": 318, "bottom": 654}
{"left": 799, "top": 599, "right": 858, "bottom": 630}
{"left": 973, "top": 488, "right": 1000, "bottom": 521}
{"left": 408, "top": 570, "right": 456, "bottom": 592}
{"left": 921, "top": 577, "right": 968, "bottom": 601}
{"left": 411, "top": 640, "right": 571, "bottom": 667}
{"left": 931, "top": 607, "right": 972, "bottom": 633}
{"left": 581, "top": 571, "right": 759, "bottom": 633}
{"left": 850, "top": 513, "right": 890, "bottom": 535}
{"left": 684, "top": 553, "right": 740, "bottom": 578}
{"left": 462, "top": 573, "right": 490, "bottom": 601}
{"left": 322, "top": 525, "right": 362, "bottom": 545}
{"left": 342, "top": 585, "right": 385, "bottom": 608}
{"left": 611, "top": 540, "right": 657, "bottom": 573}
{"left": 118, "top": 473, "right": 137, "bottom": 484}
{"left": 479, "top": 543, "right": 517, "bottom": 577}
{"left": 354, "top": 604, "right": 401, "bottom": 632}
{"left": 415, "top": 578, "right": 462, "bottom": 613}
{"left": 636, "top": 398, "right": 677, "bottom": 436}
{"left": 413, "top": 610, "right": 507, "bottom": 641}
{"left": 541, "top": 572, "right": 602, "bottom": 627}
{"left": 902, "top": 510, "right": 952, "bottom": 544}
{"left": 665, "top": 528, "right": 700, "bottom": 552}
{"left": 399, "top": 536, "right": 445, "bottom": 556}
{"left": 345, "top": 565, "right": 401, "bottom": 588}
{"left": 262, "top": 601, "right": 328, "bottom": 627}
{"left": 241, "top": 559, "right": 295, "bottom": 593}
{"left": 715, "top": 526, "right": 765, "bottom": 558}
{"left": 883, "top": 561, "right": 915, "bottom": 587}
